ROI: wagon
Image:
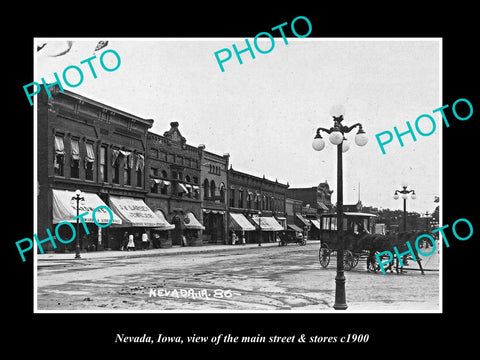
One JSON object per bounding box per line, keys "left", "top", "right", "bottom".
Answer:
{"left": 318, "top": 212, "right": 426, "bottom": 274}
{"left": 278, "top": 229, "right": 307, "bottom": 246}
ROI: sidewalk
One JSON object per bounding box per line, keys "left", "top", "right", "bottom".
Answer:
{"left": 37, "top": 240, "right": 321, "bottom": 265}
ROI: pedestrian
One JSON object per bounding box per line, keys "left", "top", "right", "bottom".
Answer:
{"left": 127, "top": 233, "right": 135, "bottom": 251}
{"left": 121, "top": 231, "right": 129, "bottom": 251}
{"left": 142, "top": 230, "right": 149, "bottom": 250}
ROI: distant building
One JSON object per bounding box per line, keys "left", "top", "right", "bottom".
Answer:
{"left": 286, "top": 182, "right": 334, "bottom": 238}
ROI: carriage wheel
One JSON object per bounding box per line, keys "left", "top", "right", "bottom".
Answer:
{"left": 319, "top": 247, "right": 330, "bottom": 268}
{"left": 343, "top": 250, "right": 354, "bottom": 271}
{"left": 367, "top": 252, "right": 381, "bottom": 273}
{"left": 352, "top": 254, "right": 360, "bottom": 268}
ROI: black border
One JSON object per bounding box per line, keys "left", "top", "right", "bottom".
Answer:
{"left": 7, "top": 6, "right": 479, "bottom": 354}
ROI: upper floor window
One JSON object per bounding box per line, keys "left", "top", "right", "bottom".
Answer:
{"left": 85, "top": 142, "right": 95, "bottom": 181}
{"left": 70, "top": 138, "right": 80, "bottom": 179}
{"left": 54, "top": 135, "right": 65, "bottom": 176}
{"left": 99, "top": 145, "right": 107, "bottom": 182}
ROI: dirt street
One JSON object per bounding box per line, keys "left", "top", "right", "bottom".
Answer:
{"left": 36, "top": 243, "right": 440, "bottom": 311}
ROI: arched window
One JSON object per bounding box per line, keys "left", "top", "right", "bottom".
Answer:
{"left": 203, "top": 179, "right": 210, "bottom": 200}
{"left": 219, "top": 183, "right": 225, "bottom": 203}
{"left": 161, "top": 170, "right": 168, "bottom": 178}
{"left": 210, "top": 180, "right": 216, "bottom": 199}
{"left": 185, "top": 175, "right": 191, "bottom": 183}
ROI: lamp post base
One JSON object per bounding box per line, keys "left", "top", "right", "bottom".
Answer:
{"left": 333, "top": 273, "right": 348, "bottom": 310}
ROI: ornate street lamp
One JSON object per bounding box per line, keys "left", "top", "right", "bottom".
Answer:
{"left": 71, "top": 189, "right": 85, "bottom": 259}
{"left": 312, "top": 104, "right": 368, "bottom": 310}
{"left": 393, "top": 182, "right": 416, "bottom": 231}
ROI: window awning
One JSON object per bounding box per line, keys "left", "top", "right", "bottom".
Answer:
{"left": 184, "top": 212, "right": 205, "bottom": 230}
{"left": 252, "top": 216, "right": 284, "bottom": 231}
{"left": 204, "top": 209, "right": 226, "bottom": 215}
{"left": 108, "top": 196, "right": 166, "bottom": 227}
{"left": 288, "top": 224, "right": 303, "bottom": 232}
{"left": 153, "top": 210, "right": 175, "bottom": 231}
{"left": 178, "top": 183, "right": 188, "bottom": 193}
{"left": 228, "top": 213, "right": 256, "bottom": 231}
{"left": 52, "top": 189, "right": 122, "bottom": 225}
{"left": 310, "top": 219, "right": 321, "bottom": 229}
{"left": 296, "top": 214, "right": 311, "bottom": 227}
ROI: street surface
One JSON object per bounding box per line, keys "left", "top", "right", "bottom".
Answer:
{"left": 36, "top": 242, "right": 440, "bottom": 311}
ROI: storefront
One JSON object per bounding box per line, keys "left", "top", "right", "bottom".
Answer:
{"left": 203, "top": 209, "right": 226, "bottom": 244}
{"left": 228, "top": 212, "right": 256, "bottom": 244}
{"left": 171, "top": 211, "right": 205, "bottom": 246}
{"left": 310, "top": 219, "right": 321, "bottom": 239}
{"left": 107, "top": 195, "right": 171, "bottom": 250}
{"left": 295, "top": 214, "right": 311, "bottom": 238}
{"left": 151, "top": 209, "right": 175, "bottom": 248}
{"left": 51, "top": 189, "right": 122, "bottom": 252}
{"left": 252, "top": 215, "right": 284, "bottom": 243}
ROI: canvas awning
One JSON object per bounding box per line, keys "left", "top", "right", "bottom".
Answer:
{"left": 52, "top": 189, "right": 122, "bottom": 225}
{"left": 178, "top": 183, "right": 188, "bottom": 194}
{"left": 310, "top": 219, "right": 321, "bottom": 229}
{"left": 204, "top": 209, "right": 226, "bottom": 214}
{"left": 108, "top": 195, "right": 166, "bottom": 227}
{"left": 153, "top": 210, "right": 175, "bottom": 231}
{"left": 184, "top": 212, "right": 205, "bottom": 230}
{"left": 228, "top": 213, "right": 256, "bottom": 231}
{"left": 296, "top": 214, "right": 311, "bottom": 227}
{"left": 252, "top": 216, "right": 284, "bottom": 231}
{"left": 287, "top": 224, "right": 303, "bottom": 232}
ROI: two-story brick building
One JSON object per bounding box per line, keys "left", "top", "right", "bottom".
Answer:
{"left": 227, "top": 167, "right": 288, "bottom": 244}
{"left": 37, "top": 86, "right": 173, "bottom": 252}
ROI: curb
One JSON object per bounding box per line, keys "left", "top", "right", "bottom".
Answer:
{"left": 37, "top": 240, "right": 321, "bottom": 264}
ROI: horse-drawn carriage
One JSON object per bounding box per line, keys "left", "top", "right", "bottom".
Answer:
{"left": 318, "top": 212, "right": 426, "bottom": 274}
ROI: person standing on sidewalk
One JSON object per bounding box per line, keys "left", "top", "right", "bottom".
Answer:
{"left": 141, "top": 230, "right": 149, "bottom": 250}
{"left": 127, "top": 233, "right": 135, "bottom": 251}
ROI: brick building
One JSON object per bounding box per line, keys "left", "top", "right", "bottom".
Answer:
{"left": 145, "top": 122, "right": 204, "bottom": 247}
{"left": 227, "top": 167, "right": 288, "bottom": 244}
{"left": 37, "top": 87, "right": 171, "bottom": 252}
{"left": 286, "top": 181, "right": 334, "bottom": 238}
{"left": 199, "top": 146, "right": 229, "bottom": 244}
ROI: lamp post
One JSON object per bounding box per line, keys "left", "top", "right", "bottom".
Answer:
{"left": 312, "top": 104, "right": 368, "bottom": 310}
{"left": 71, "top": 189, "right": 85, "bottom": 259}
{"left": 258, "top": 210, "right": 262, "bottom": 246}
{"left": 393, "top": 182, "right": 416, "bottom": 231}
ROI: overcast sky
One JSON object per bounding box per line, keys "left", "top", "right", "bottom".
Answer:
{"left": 36, "top": 38, "right": 441, "bottom": 214}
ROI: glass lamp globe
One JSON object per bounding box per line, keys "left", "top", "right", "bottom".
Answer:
{"left": 401, "top": 193, "right": 408, "bottom": 200}
{"left": 393, "top": 194, "right": 399, "bottom": 200}
{"left": 330, "top": 104, "right": 346, "bottom": 118}
{"left": 411, "top": 193, "right": 416, "bottom": 200}
{"left": 355, "top": 131, "right": 368, "bottom": 146}
{"left": 312, "top": 137, "right": 326, "bottom": 151}
{"left": 329, "top": 131, "right": 344, "bottom": 145}
{"left": 342, "top": 139, "right": 350, "bottom": 152}
{"left": 75, "top": 189, "right": 81, "bottom": 197}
